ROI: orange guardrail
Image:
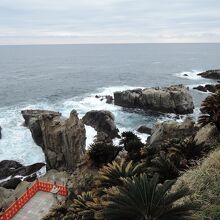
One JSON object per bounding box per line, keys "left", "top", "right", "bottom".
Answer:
{"left": 0, "top": 180, "right": 68, "bottom": 220}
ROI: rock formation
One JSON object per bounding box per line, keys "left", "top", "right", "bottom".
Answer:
{"left": 149, "top": 117, "right": 196, "bottom": 147}
{"left": 114, "top": 85, "right": 194, "bottom": 114}
{"left": 0, "top": 126, "right": 2, "bottom": 139}
{"left": 137, "top": 125, "right": 152, "bottom": 134}
{"left": 82, "top": 110, "right": 119, "bottom": 139}
{"left": 198, "top": 69, "right": 220, "bottom": 79}
{"left": 21, "top": 109, "right": 86, "bottom": 171}
{"left": 193, "top": 84, "right": 220, "bottom": 93}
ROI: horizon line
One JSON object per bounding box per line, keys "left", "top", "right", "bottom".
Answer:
{"left": 0, "top": 42, "right": 220, "bottom": 46}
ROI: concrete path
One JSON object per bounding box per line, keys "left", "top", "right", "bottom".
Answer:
{"left": 12, "top": 191, "right": 62, "bottom": 220}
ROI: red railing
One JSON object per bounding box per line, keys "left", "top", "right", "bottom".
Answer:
{"left": 0, "top": 180, "right": 68, "bottom": 220}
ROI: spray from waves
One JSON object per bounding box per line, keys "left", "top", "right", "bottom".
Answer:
{"left": 0, "top": 85, "right": 196, "bottom": 166}
{"left": 175, "top": 70, "right": 203, "bottom": 80}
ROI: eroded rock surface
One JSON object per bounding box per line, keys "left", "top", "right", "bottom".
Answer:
{"left": 82, "top": 110, "right": 119, "bottom": 139}
{"left": 114, "top": 85, "right": 194, "bottom": 114}
{"left": 198, "top": 69, "right": 220, "bottom": 79}
{"left": 21, "top": 109, "right": 86, "bottom": 170}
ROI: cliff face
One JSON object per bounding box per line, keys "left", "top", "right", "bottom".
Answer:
{"left": 21, "top": 110, "right": 86, "bottom": 171}
{"left": 114, "top": 85, "right": 194, "bottom": 114}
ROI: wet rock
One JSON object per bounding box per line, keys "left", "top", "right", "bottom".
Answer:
{"left": 114, "top": 85, "right": 194, "bottom": 114}
{"left": 183, "top": 74, "right": 189, "bottom": 76}
{"left": 0, "top": 178, "right": 21, "bottom": 190}
{"left": 0, "top": 160, "right": 45, "bottom": 182}
{"left": 105, "top": 95, "right": 113, "bottom": 104}
{"left": 137, "top": 125, "right": 152, "bottom": 134}
{"left": 198, "top": 69, "right": 220, "bottom": 79}
{"left": 193, "top": 85, "right": 208, "bottom": 92}
{"left": 0, "top": 160, "right": 23, "bottom": 180}
{"left": 21, "top": 109, "right": 86, "bottom": 171}
{"left": 0, "top": 126, "right": 2, "bottom": 139}
{"left": 82, "top": 110, "right": 119, "bottom": 139}
{"left": 193, "top": 84, "right": 220, "bottom": 93}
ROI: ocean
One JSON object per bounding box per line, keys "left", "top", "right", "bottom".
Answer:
{"left": 0, "top": 43, "right": 219, "bottom": 166}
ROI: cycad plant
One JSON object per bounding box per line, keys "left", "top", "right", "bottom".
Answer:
{"left": 69, "top": 191, "right": 103, "bottom": 220}
{"left": 148, "top": 152, "right": 180, "bottom": 182}
{"left": 88, "top": 142, "right": 122, "bottom": 167}
{"left": 199, "top": 91, "right": 220, "bottom": 130}
{"left": 120, "top": 131, "right": 144, "bottom": 161}
{"left": 104, "top": 174, "right": 198, "bottom": 220}
{"left": 97, "top": 159, "right": 146, "bottom": 187}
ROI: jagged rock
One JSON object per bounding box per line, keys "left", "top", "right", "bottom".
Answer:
{"left": 198, "top": 69, "right": 220, "bottom": 79}
{"left": 82, "top": 110, "right": 119, "bottom": 139}
{"left": 105, "top": 95, "right": 113, "bottom": 104}
{"left": 11, "top": 163, "right": 45, "bottom": 177}
{"left": 193, "top": 85, "right": 208, "bottom": 92}
{"left": 114, "top": 85, "right": 194, "bottom": 114}
{"left": 193, "top": 84, "right": 220, "bottom": 93}
{"left": 137, "top": 125, "right": 152, "bottom": 134}
{"left": 21, "top": 110, "right": 61, "bottom": 146}
{"left": 0, "top": 160, "right": 45, "bottom": 185}
{"left": 149, "top": 118, "right": 196, "bottom": 147}
{"left": 21, "top": 109, "right": 86, "bottom": 171}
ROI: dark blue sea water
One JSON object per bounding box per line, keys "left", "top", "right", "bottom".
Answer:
{"left": 0, "top": 43, "right": 219, "bottom": 165}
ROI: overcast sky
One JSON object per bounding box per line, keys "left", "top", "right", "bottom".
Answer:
{"left": 0, "top": 0, "right": 220, "bottom": 45}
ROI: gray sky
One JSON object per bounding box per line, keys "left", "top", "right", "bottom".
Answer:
{"left": 0, "top": 0, "right": 220, "bottom": 45}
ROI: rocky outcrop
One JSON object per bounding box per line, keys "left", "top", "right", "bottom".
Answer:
{"left": 198, "top": 69, "right": 220, "bottom": 79}
{"left": 193, "top": 84, "right": 220, "bottom": 93}
{"left": 137, "top": 125, "right": 152, "bottom": 134}
{"left": 82, "top": 110, "right": 119, "bottom": 139}
{"left": 0, "top": 160, "right": 45, "bottom": 189}
{"left": 149, "top": 118, "right": 196, "bottom": 147}
{"left": 95, "top": 95, "right": 114, "bottom": 104}
{"left": 114, "top": 85, "right": 194, "bottom": 114}
{"left": 21, "top": 109, "right": 86, "bottom": 171}
{"left": 0, "top": 161, "right": 45, "bottom": 180}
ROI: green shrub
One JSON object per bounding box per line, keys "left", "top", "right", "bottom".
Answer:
{"left": 97, "top": 159, "right": 146, "bottom": 187}
{"left": 88, "top": 143, "right": 122, "bottom": 167}
{"left": 104, "top": 174, "right": 198, "bottom": 220}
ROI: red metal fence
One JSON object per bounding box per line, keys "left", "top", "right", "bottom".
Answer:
{"left": 0, "top": 180, "right": 68, "bottom": 220}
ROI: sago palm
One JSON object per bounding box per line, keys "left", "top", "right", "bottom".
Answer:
{"left": 199, "top": 92, "right": 220, "bottom": 130}
{"left": 97, "top": 159, "right": 146, "bottom": 187}
{"left": 104, "top": 174, "right": 198, "bottom": 220}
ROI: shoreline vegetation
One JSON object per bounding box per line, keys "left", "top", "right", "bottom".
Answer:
{"left": 0, "top": 69, "right": 220, "bottom": 219}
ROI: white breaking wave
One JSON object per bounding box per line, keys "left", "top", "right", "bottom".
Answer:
{"left": 175, "top": 70, "right": 203, "bottom": 80}
{"left": 0, "top": 85, "right": 202, "bottom": 167}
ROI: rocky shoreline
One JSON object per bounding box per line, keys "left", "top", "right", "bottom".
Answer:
{"left": 1, "top": 70, "right": 220, "bottom": 218}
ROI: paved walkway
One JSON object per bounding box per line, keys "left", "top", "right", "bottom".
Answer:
{"left": 12, "top": 191, "right": 62, "bottom": 220}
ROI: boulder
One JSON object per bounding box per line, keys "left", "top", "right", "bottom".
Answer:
{"left": 198, "top": 69, "right": 220, "bottom": 79}
{"left": 114, "top": 85, "right": 194, "bottom": 114}
{"left": 82, "top": 110, "right": 119, "bottom": 139}
{"left": 21, "top": 109, "right": 86, "bottom": 171}
{"left": 105, "top": 95, "right": 113, "bottom": 104}
{"left": 137, "top": 125, "right": 152, "bottom": 134}
{"left": 149, "top": 117, "right": 196, "bottom": 147}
